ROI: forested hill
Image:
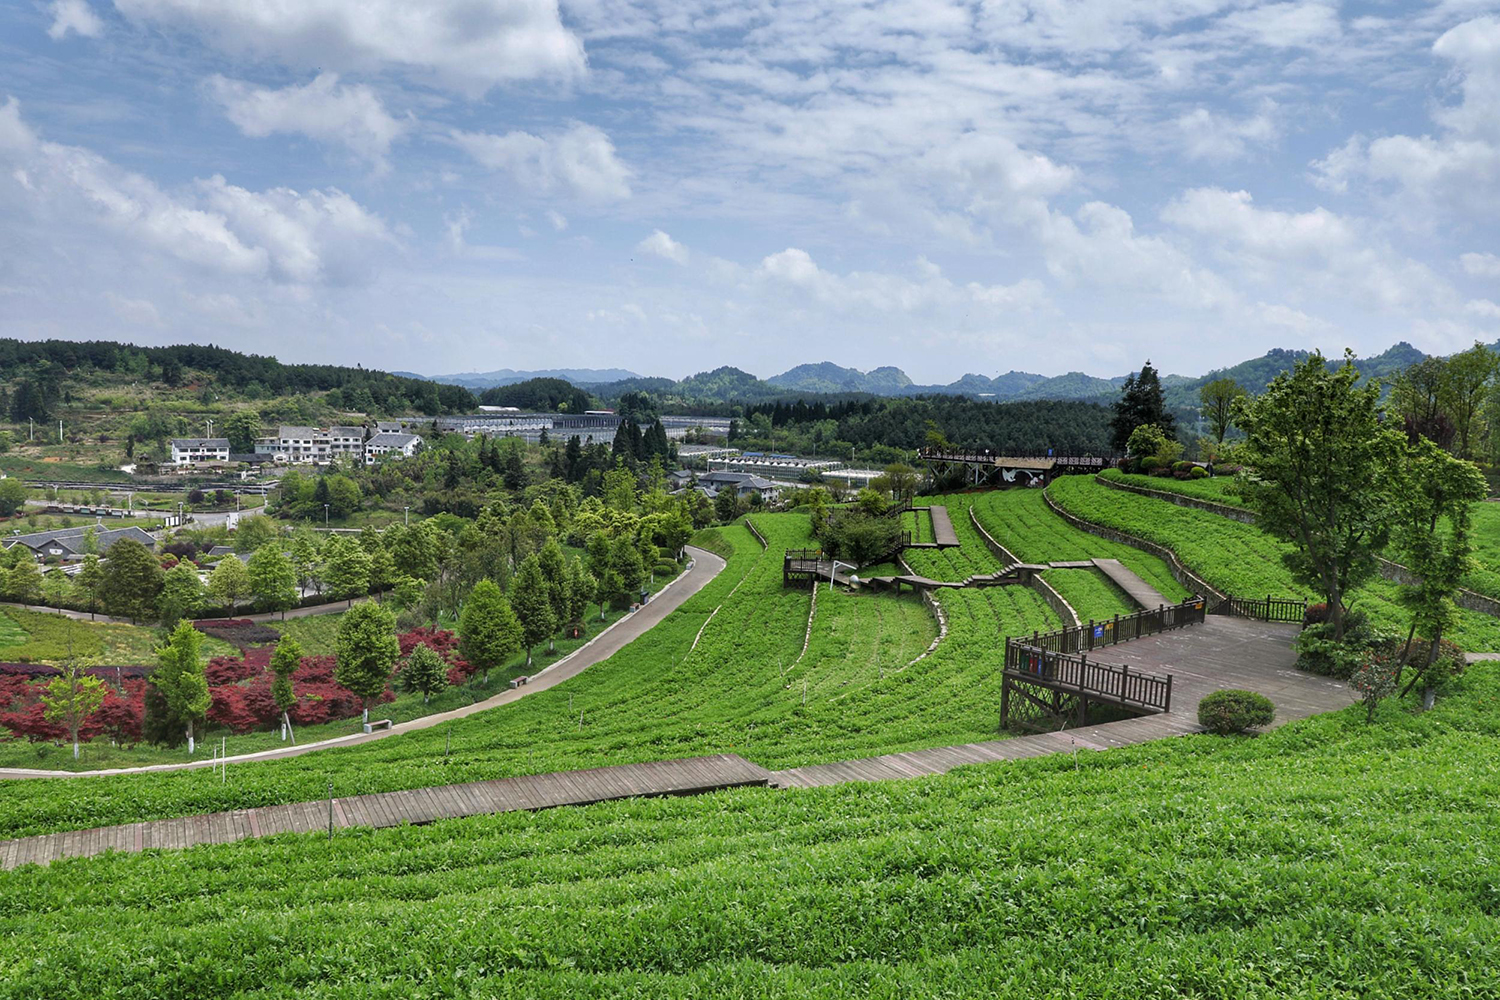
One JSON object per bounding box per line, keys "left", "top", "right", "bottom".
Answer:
{"left": 1, "top": 338, "right": 477, "bottom": 422}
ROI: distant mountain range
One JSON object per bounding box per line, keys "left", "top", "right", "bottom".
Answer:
{"left": 394, "top": 367, "right": 642, "bottom": 389}
{"left": 403, "top": 341, "right": 1449, "bottom": 406}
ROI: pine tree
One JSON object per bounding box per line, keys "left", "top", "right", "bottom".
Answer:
{"left": 1109, "top": 360, "right": 1175, "bottom": 452}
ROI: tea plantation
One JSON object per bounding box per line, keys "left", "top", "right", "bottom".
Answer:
{"left": 1, "top": 663, "right": 1496, "bottom": 998}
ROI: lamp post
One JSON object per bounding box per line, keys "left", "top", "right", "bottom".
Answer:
{"left": 829, "top": 560, "right": 855, "bottom": 593}
{"left": 403, "top": 506, "right": 410, "bottom": 527}
{"left": 324, "top": 503, "right": 330, "bottom": 528}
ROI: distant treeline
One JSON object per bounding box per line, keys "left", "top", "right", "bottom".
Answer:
{"left": 0, "top": 338, "right": 477, "bottom": 421}
{"left": 739, "top": 396, "right": 1114, "bottom": 454}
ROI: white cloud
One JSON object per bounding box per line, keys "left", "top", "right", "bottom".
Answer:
{"left": 47, "top": 0, "right": 102, "bottom": 40}
{"left": 752, "top": 247, "right": 1047, "bottom": 316}
{"left": 114, "top": 0, "right": 584, "bottom": 95}
{"left": 1176, "top": 105, "right": 1279, "bottom": 161}
{"left": 106, "top": 292, "right": 161, "bottom": 326}
{"left": 546, "top": 209, "right": 568, "bottom": 231}
{"left": 452, "top": 123, "right": 631, "bottom": 201}
{"left": 1466, "top": 299, "right": 1500, "bottom": 319}
{"left": 207, "top": 74, "right": 407, "bottom": 167}
{"left": 1462, "top": 252, "right": 1500, "bottom": 277}
{"left": 636, "top": 229, "right": 687, "bottom": 264}
{"left": 0, "top": 97, "right": 391, "bottom": 286}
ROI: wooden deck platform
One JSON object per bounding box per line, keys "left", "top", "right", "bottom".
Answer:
{"left": 928, "top": 505, "right": 961, "bottom": 547}
{"left": 774, "top": 616, "right": 1351, "bottom": 788}
{"left": 0, "top": 754, "right": 772, "bottom": 870}
{"left": 1091, "top": 557, "right": 1169, "bottom": 608}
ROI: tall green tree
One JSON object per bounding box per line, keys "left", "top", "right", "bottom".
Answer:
{"left": 233, "top": 514, "right": 279, "bottom": 554}
{"left": 208, "top": 554, "right": 253, "bottom": 616}
{"left": 0, "top": 478, "right": 28, "bottom": 517}
{"left": 4, "top": 558, "right": 41, "bottom": 603}
{"left": 248, "top": 546, "right": 298, "bottom": 618}
{"left": 402, "top": 643, "right": 449, "bottom": 704}
{"left": 42, "top": 657, "right": 107, "bottom": 760}
{"left": 1109, "top": 360, "right": 1175, "bottom": 452}
{"left": 1236, "top": 351, "right": 1401, "bottom": 639}
{"left": 334, "top": 601, "right": 400, "bottom": 725}
{"left": 367, "top": 546, "right": 396, "bottom": 600}
{"left": 324, "top": 536, "right": 372, "bottom": 607}
{"left": 289, "top": 532, "right": 321, "bottom": 599}
{"left": 564, "top": 557, "right": 596, "bottom": 630}
{"left": 457, "top": 578, "right": 522, "bottom": 684}
{"left": 269, "top": 636, "right": 302, "bottom": 744}
{"left": 99, "top": 538, "right": 162, "bottom": 622}
{"left": 74, "top": 554, "right": 104, "bottom": 620}
{"left": 1439, "top": 343, "right": 1498, "bottom": 460}
{"left": 1198, "top": 377, "right": 1247, "bottom": 445}
{"left": 157, "top": 562, "right": 206, "bottom": 628}
{"left": 509, "top": 556, "right": 557, "bottom": 668}
{"left": 153, "top": 621, "right": 210, "bottom": 753}
{"left": 536, "top": 538, "right": 569, "bottom": 651}
{"left": 1389, "top": 437, "right": 1487, "bottom": 690}
{"left": 220, "top": 410, "right": 263, "bottom": 454}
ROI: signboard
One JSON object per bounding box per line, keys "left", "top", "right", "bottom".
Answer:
{"left": 1093, "top": 625, "right": 1104, "bottom": 639}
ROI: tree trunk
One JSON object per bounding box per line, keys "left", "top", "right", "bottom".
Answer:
{"left": 362, "top": 705, "right": 369, "bottom": 726}
{"left": 1328, "top": 585, "right": 1345, "bottom": 641}
{"left": 186, "top": 720, "right": 195, "bottom": 755}
{"left": 525, "top": 647, "right": 533, "bottom": 668}
{"left": 72, "top": 739, "right": 79, "bottom": 760}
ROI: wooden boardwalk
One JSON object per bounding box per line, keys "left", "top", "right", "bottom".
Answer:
{"left": 1091, "top": 557, "right": 1168, "bottom": 609}
{"left": 774, "top": 616, "right": 1351, "bottom": 788}
{"left": 0, "top": 755, "right": 771, "bottom": 869}
{"left": 928, "top": 505, "right": 961, "bottom": 547}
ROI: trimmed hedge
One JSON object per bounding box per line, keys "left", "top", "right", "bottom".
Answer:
{"left": 1198, "top": 689, "right": 1276, "bottom": 734}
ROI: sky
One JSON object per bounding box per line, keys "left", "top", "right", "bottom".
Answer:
{"left": 0, "top": 1, "right": 1498, "bottom": 384}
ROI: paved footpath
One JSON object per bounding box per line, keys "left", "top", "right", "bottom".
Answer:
{"left": 0, "top": 545, "right": 727, "bottom": 779}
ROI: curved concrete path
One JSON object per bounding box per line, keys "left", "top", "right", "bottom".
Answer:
{"left": 0, "top": 545, "right": 728, "bottom": 779}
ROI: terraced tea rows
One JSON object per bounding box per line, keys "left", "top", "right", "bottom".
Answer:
{"left": 0, "top": 515, "right": 1056, "bottom": 838}
{"left": 1049, "top": 477, "right": 1500, "bottom": 650}
{"left": 3, "top": 663, "right": 1496, "bottom": 998}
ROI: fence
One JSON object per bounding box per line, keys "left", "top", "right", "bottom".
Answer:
{"left": 1003, "top": 642, "right": 1173, "bottom": 714}
{"left": 1208, "top": 595, "right": 1307, "bottom": 624}
{"left": 1011, "top": 598, "right": 1207, "bottom": 655}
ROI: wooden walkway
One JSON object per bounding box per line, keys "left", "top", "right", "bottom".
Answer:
{"left": 774, "top": 616, "right": 1351, "bottom": 787}
{"left": 0, "top": 755, "right": 771, "bottom": 869}
{"left": 928, "top": 505, "right": 961, "bottom": 547}
{"left": 1091, "top": 557, "right": 1168, "bottom": 608}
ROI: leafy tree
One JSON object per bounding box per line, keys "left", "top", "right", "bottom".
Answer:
{"left": 872, "top": 463, "right": 918, "bottom": 503}
{"left": 289, "top": 532, "right": 321, "bottom": 598}
{"left": 43, "top": 657, "right": 107, "bottom": 760}
{"left": 537, "top": 538, "right": 569, "bottom": 651}
{"left": 41, "top": 568, "right": 71, "bottom": 606}
{"left": 1237, "top": 351, "right": 1401, "bottom": 639}
{"left": 0, "top": 478, "right": 28, "bottom": 517}
{"left": 1391, "top": 357, "right": 1453, "bottom": 449}
{"left": 1439, "top": 343, "right": 1498, "bottom": 460}
{"left": 714, "top": 489, "right": 740, "bottom": 524}
{"left": 208, "top": 554, "right": 253, "bottom": 616}
{"left": 74, "top": 554, "right": 104, "bottom": 619}
{"left": 1388, "top": 437, "right": 1487, "bottom": 688}
{"left": 4, "top": 558, "right": 41, "bottom": 603}
{"left": 609, "top": 535, "right": 646, "bottom": 602}
{"left": 153, "top": 621, "right": 210, "bottom": 753}
{"left": 457, "top": 578, "right": 522, "bottom": 684}
{"left": 367, "top": 546, "right": 396, "bottom": 600}
{"left": 157, "top": 562, "right": 206, "bottom": 628}
{"left": 1198, "top": 378, "right": 1247, "bottom": 444}
{"left": 234, "top": 514, "right": 279, "bottom": 554}
{"left": 324, "top": 536, "right": 372, "bottom": 607}
{"left": 326, "top": 475, "right": 362, "bottom": 519}
{"left": 81, "top": 525, "right": 99, "bottom": 556}
{"left": 269, "top": 636, "right": 302, "bottom": 743}
{"left": 402, "top": 643, "right": 449, "bottom": 704}
{"left": 100, "top": 539, "right": 163, "bottom": 622}
{"left": 220, "top": 409, "right": 263, "bottom": 454}
{"left": 334, "top": 601, "right": 400, "bottom": 725}
{"left": 1109, "top": 360, "right": 1175, "bottom": 452}
{"left": 509, "top": 556, "right": 557, "bottom": 667}
{"left": 248, "top": 546, "right": 298, "bottom": 618}
{"left": 564, "top": 557, "right": 596, "bottom": 630}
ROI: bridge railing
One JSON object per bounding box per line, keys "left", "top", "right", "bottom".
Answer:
{"left": 1013, "top": 598, "right": 1207, "bottom": 655}
{"left": 918, "top": 448, "right": 1117, "bottom": 465}
{"left": 1208, "top": 595, "right": 1308, "bottom": 624}
{"left": 1003, "top": 642, "right": 1173, "bottom": 713}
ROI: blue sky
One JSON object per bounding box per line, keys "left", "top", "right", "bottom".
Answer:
{"left": 1, "top": 0, "right": 1497, "bottom": 383}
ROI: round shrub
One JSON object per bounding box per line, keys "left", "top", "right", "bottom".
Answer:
{"left": 1173, "top": 460, "right": 1194, "bottom": 473}
{"left": 1189, "top": 466, "right": 1208, "bottom": 479}
{"left": 1198, "top": 689, "right": 1276, "bottom": 734}
{"left": 1139, "top": 456, "right": 1165, "bottom": 472}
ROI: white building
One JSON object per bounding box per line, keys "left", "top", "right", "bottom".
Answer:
{"left": 170, "top": 438, "right": 230, "bottom": 466}
{"left": 364, "top": 431, "right": 423, "bottom": 464}
{"left": 255, "top": 426, "right": 367, "bottom": 464}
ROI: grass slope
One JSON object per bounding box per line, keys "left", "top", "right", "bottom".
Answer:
{"left": 2, "top": 667, "right": 1496, "bottom": 997}
{"left": 0, "top": 515, "right": 1058, "bottom": 837}
{"left": 1049, "top": 476, "right": 1500, "bottom": 650}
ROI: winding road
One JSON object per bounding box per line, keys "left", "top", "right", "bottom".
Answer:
{"left": 0, "top": 544, "right": 728, "bottom": 780}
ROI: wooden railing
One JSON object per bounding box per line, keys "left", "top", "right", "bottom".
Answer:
{"left": 1012, "top": 598, "right": 1207, "bottom": 654}
{"left": 1003, "top": 642, "right": 1173, "bottom": 713}
{"left": 918, "top": 448, "right": 1115, "bottom": 465}
{"left": 1208, "top": 595, "right": 1307, "bottom": 624}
